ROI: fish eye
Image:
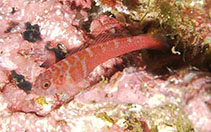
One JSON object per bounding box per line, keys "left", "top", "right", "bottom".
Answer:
{"left": 42, "top": 80, "right": 51, "bottom": 89}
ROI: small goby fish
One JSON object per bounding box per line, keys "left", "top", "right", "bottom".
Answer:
{"left": 32, "top": 35, "right": 166, "bottom": 100}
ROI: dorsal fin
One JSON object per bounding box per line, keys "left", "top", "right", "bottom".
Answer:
{"left": 68, "top": 15, "right": 128, "bottom": 55}
{"left": 68, "top": 31, "right": 124, "bottom": 56}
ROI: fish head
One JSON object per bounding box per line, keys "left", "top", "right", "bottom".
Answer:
{"left": 32, "top": 67, "right": 75, "bottom": 103}
{"left": 32, "top": 69, "right": 57, "bottom": 97}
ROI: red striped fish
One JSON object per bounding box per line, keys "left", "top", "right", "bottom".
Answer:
{"left": 32, "top": 35, "right": 166, "bottom": 101}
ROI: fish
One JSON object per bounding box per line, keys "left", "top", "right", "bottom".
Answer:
{"left": 32, "top": 34, "right": 166, "bottom": 102}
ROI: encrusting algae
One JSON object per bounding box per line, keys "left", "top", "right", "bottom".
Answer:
{"left": 94, "top": 103, "right": 195, "bottom": 132}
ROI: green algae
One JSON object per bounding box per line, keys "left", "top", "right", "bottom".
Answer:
{"left": 94, "top": 103, "right": 195, "bottom": 131}
{"left": 95, "top": 112, "right": 115, "bottom": 124}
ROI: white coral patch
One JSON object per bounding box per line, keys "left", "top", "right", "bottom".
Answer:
{"left": 71, "top": 116, "right": 107, "bottom": 131}
{"left": 0, "top": 56, "right": 17, "bottom": 70}
{"left": 147, "top": 94, "right": 166, "bottom": 107}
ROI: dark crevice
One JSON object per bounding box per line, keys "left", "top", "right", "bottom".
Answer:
{"left": 9, "top": 70, "right": 32, "bottom": 93}
{"left": 45, "top": 42, "right": 68, "bottom": 61}
{"left": 23, "top": 22, "right": 42, "bottom": 43}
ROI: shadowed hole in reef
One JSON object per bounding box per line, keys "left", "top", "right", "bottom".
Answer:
{"left": 10, "top": 70, "right": 32, "bottom": 93}
{"left": 23, "top": 22, "right": 42, "bottom": 43}
{"left": 45, "top": 42, "right": 68, "bottom": 61}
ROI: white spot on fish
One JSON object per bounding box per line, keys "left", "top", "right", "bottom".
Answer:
{"left": 100, "top": 44, "right": 106, "bottom": 53}
{"left": 48, "top": 67, "right": 54, "bottom": 74}
{"left": 63, "top": 59, "right": 69, "bottom": 66}
{"left": 65, "top": 71, "right": 74, "bottom": 87}
{"left": 73, "top": 55, "right": 80, "bottom": 61}
{"left": 127, "top": 37, "right": 132, "bottom": 43}
{"left": 114, "top": 40, "right": 119, "bottom": 48}
{"left": 80, "top": 58, "right": 87, "bottom": 77}
{"left": 54, "top": 64, "right": 62, "bottom": 74}
{"left": 85, "top": 48, "right": 93, "bottom": 57}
